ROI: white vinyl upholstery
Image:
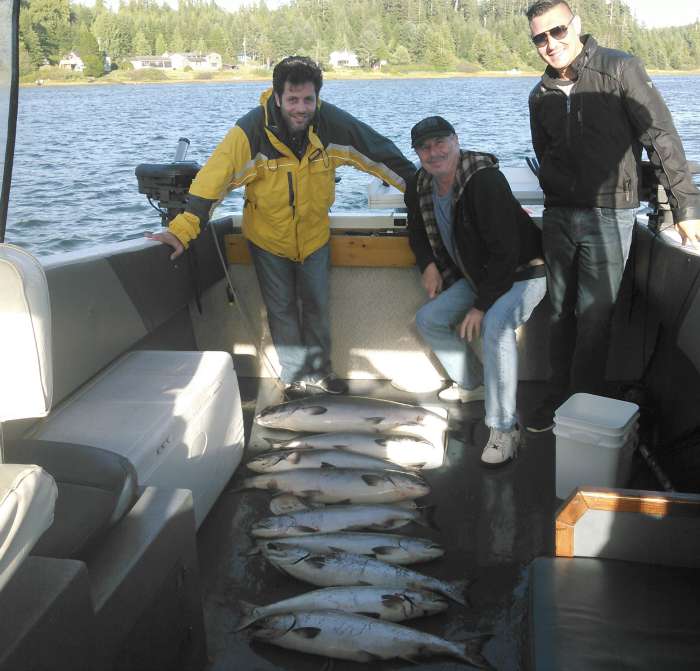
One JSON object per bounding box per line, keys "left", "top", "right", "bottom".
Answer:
{"left": 0, "top": 244, "right": 53, "bottom": 422}
{"left": 0, "top": 464, "right": 57, "bottom": 591}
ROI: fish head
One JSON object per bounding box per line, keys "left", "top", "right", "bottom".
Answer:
{"left": 400, "top": 538, "right": 445, "bottom": 561}
{"left": 249, "top": 613, "right": 296, "bottom": 640}
{"left": 247, "top": 451, "right": 288, "bottom": 471}
{"left": 260, "top": 542, "right": 310, "bottom": 565}
{"left": 255, "top": 401, "right": 297, "bottom": 427}
{"left": 388, "top": 470, "right": 431, "bottom": 498}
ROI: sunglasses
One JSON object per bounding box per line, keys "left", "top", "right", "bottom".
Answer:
{"left": 531, "top": 15, "right": 575, "bottom": 47}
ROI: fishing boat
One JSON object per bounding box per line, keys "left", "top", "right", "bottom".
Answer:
{"left": 2, "top": 2, "right": 700, "bottom": 669}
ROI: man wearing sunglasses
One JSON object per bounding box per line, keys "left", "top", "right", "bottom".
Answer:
{"left": 525, "top": 0, "right": 700, "bottom": 432}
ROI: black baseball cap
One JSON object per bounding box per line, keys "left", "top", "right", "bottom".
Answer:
{"left": 410, "top": 116, "right": 456, "bottom": 148}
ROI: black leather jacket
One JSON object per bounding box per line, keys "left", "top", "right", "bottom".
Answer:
{"left": 529, "top": 36, "right": 700, "bottom": 223}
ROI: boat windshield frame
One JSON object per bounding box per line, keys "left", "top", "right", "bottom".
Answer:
{"left": 0, "top": 0, "right": 19, "bottom": 243}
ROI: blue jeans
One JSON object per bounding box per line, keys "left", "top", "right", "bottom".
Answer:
{"left": 543, "top": 206, "right": 635, "bottom": 398}
{"left": 415, "top": 276, "right": 547, "bottom": 431}
{"left": 248, "top": 241, "right": 331, "bottom": 384}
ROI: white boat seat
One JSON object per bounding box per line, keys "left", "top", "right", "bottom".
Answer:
{"left": 3, "top": 440, "right": 137, "bottom": 558}
{"left": 0, "top": 463, "right": 57, "bottom": 592}
{"left": 28, "top": 349, "right": 245, "bottom": 528}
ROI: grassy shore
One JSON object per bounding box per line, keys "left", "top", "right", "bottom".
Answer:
{"left": 21, "top": 64, "right": 700, "bottom": 87}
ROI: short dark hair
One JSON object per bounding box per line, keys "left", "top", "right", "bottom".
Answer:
{"left": 526, "top": 0, "right": 573, "bottom": 21}
{"left": 272, "top": 56, "right": 323, "bottom": 97}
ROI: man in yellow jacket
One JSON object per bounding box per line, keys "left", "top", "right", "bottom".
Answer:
{"left": 149, "top": 56, "right": 415, "bottom": 395}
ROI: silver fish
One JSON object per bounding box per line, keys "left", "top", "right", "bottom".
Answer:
{"left": 256, "top": 532, "right": 444, "bottom": 565}
{"left": 235, "top": 586, "right": 448, "bottom": 630}
{"left": 262, "top": 544, "right": 467, "bottom": 605}
{"left": 255, "top": 395, "right": 447, "bottom": 436}
{"left": 268, "top": 494, "right": 417, "bottom": 516}
{"left": 264, "top": 431, "right": 442, "bottom": 468}
{"left": 251, "top": 503, "right": 435, "bottom": 538}
{"left": 247, "top": 448, "right": 411, "bottom": 473}
{"left": 249, "top": 611, "right": 493, "bottom": 667}
{"left": 237, "top": 468, "right": 430, "bottom": 504}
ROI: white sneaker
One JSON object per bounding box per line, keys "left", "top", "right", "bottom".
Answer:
{"left": 438, "top": 383, "right": 486, "bottom": 403}
{"left": 481, "top": 428, "right": 520, "bottom": 467}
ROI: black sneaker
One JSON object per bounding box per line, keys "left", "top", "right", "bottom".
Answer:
{"left": 525, "top": 402, "right": 555, "bottom": 433}
{"left": 306, "top": 373, "right": 349, "bottom": 395}
{"left": 283, "top": 381, "right": 308, "bottom": 400}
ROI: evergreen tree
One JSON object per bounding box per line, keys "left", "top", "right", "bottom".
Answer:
{"left": 76, "top": 25, "right": 104, "bottom": 76}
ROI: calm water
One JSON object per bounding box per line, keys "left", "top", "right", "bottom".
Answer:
{"left": 7, "top": 76, "right": 700, "bottom": 255}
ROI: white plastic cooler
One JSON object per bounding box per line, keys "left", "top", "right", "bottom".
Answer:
{"left": 554, "top": 393, "right": 639, "bottom": 499}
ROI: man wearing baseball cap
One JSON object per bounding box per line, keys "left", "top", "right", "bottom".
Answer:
{"left": 405, "top": 116, "right": 547, "bottom": 466}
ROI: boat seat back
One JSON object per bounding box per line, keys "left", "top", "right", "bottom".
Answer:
{"left": 0, "top": 244, "right": 52, "bottom": 423}
{"left": 0, "top": 463, "right": 57, "bottom": 591}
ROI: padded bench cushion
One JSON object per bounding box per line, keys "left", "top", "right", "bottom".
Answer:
{"left": 4, "top": 440, "right": 138, "bottom": 559}
{"left": 0, "top": 464, "right": 57, "bottom": 591}
{"left": 529, "top": 556, "right": 700, "bottom": 671}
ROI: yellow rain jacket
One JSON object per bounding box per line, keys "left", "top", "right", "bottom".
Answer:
{"left": 169, "top": 89, "right": 415, "bottom": 261}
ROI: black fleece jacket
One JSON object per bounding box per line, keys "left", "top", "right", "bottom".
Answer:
{"left": 405, "top": 166, "right": 544, "bottom": 312}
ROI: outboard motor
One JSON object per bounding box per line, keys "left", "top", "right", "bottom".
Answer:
{"left": 135, "top": 138, "right": 201, "bottom": 226}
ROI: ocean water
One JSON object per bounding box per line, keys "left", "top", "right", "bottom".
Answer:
{"left": 6, "top": 75, "right": 700, "bottom": 255}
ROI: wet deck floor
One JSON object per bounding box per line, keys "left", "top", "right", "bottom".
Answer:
{"left": 196, "top": 379, "right": 561, "bottom": 670}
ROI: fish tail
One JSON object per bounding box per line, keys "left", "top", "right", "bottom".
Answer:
{"left": 443, "top": 577, "right": 472, "bottom": 606}
{"left": 416, "top": 505, "right": 440, "bottom": 531}
{"left": 457, "top": 634, "right": 494, "bottom": 669}
{"left": 233, "top": 600, "right": 261, "bottom": 631}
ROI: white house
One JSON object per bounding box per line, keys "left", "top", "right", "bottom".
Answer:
{"left": 169, "top": 52, "right": 222, "bottom": 71}
{"left": 129, "top": 53, "right": 222, "bottom": 71}
{"left": 130, "top": 55, "right": 172, "bottom": 70}
{"left": 59, "top": 52, "right": 84, "bottom": 71}
{"left": 329, "top": 50, "right": 360, "bottom": 68}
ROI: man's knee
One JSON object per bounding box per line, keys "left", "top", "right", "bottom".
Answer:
{"left": 415, "top": 303, "right": 440, "bottom": 335}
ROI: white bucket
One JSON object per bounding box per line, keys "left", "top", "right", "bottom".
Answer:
{"left": 554, "top": 394, "right": 639, "bottom": 499}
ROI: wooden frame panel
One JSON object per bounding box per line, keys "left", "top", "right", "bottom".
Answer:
{"left": 555, "top": 487, "right": 700, "bottom": 557}
{"left": 224, "top": 233, "right": 416, "bottom": 268}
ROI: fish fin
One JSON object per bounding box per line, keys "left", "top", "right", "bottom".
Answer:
{"left": 327, "top": 546, "right": 345, "bottom": 553}
{"left": 380, "top": 593, "right": 406, "bottom": 608}
{"left": 372, "top": 546, "right": 397, "bottom": 556}
{"left": 301, "top": 489, "right": 323, "bottom": 498}
{"left": 456, "top": 634, "right": 494, "bottom": 669}
{"left": 443, "top": 578, "right": 472, "bottom": 606}
{"left": 357, "top": 611, "right": 381, "bottom": 619}
{"left": 320, "top": 462, "right": 337, "bottom": 469}
{"left": 233, "top": 600, "right": 261, "bottom": 631}
{"left": 365, "top": 417, "right": 385, "bottom": 425}
{"left": 334, "top": 498, "right": 352, "bottom": 505}
{"left": 292, "top": 525, "right": 319, "bottom": 534}
{"left": 357, "top": 651, "right": 383, "bottom": 662}
{"left": 306, "top": 555, "right": 329, "bottom": 569}
{"left": 292, "top": 627, "right": 322, "bottom": 639}
{"left": 304, "top": 406, "right": 328, "bottom": 416}
{"left": 332, "top": 444, "right": 350, "bottom": 449}
{"left": 243, "top": 546, "right": 262, "bottom": 557}
{"left": 398, "top": 655, "right": 421, "bottom": 665}
{"left": 262, "top": 436, "right": 286, "bottom": 447}
{"left": 361, "top": 473, "right": 388, "bottom": 486}
{"left": 357, "top": 580, "right": 373, "bottom": 586}
{"left": 416, "top": 504, "right": 440, "bottom": 531}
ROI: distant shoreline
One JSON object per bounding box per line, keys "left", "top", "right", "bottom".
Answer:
{"left": 22, "top": 67, "right": 700, "bottom": 88}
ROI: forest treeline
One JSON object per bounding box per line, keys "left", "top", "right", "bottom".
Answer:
{"left": 19, "top": 0, "right": 700, "bottom": 79}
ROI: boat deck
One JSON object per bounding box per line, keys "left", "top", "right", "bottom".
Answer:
{"left": 196, "top": 379, "right": 567, "bottom": 670}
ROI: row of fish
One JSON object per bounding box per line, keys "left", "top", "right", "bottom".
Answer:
{"left": 234, "top": 394, "right": 491, "bottom": 668}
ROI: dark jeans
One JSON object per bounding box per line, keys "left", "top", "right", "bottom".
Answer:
{"left": 248, "top": 241, "right": 331, "bottom": 384}
{"left": 543, "top": 206, "right": 636, "bottom": 399}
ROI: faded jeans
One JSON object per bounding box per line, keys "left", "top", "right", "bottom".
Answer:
{"left": 415, "top": 276, "right": 547, "bottom": 431}
{"left": 248, "top": 241, "right": 331, "bottom": 384}
{"left": 543, "top": 206, "right": 636, "bottom": 398}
